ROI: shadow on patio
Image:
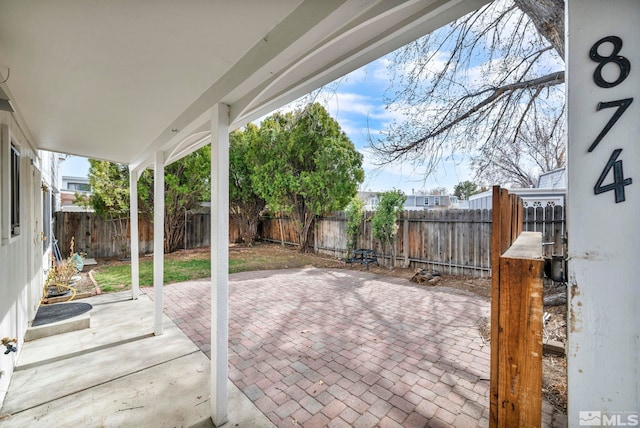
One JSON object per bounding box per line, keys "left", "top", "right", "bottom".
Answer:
{"left": 0, "top": 292, "right": 270, "bottom": 427}
{"left": 157, "top": 268, "right": 567, "bottom": 428}
{"left": 1, "top": 269, "right": 567, "bottom": 427}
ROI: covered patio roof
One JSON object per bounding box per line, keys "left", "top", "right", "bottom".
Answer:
{"left": 0, "top": 0, "right": 488, "bottom": 168}
{"left": 1, "top": 1, "right": 491, "bottom": 425}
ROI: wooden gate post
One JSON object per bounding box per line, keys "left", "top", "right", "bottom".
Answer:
{"left": 490, "top": 186, "right": 544, "bottom": 427}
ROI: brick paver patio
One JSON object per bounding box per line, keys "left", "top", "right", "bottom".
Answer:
{"left": 150, "top": 268, "right": 566, "bottom": 427}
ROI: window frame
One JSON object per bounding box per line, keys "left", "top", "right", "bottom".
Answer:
{"left": 1, "top": 124, "right": 21, "bottom": 243}
{"left": 69, "top": 182, "right": 91, "bottom": 192}
{"left": 10, "top": 142, "right": 20, "bottom": 236}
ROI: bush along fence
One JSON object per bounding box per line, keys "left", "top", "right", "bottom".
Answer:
{"left": 262, "top": 210, "right": 494, "bottom": 277}
{"left": 261, "top": 205, "right": 565, "bottom": 278}
{"left": 55, "top": 206, "right": 565, "bottom": 278}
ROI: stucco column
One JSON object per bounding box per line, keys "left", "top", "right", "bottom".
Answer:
{"left": 210, "top": 103, "right": 229, "bottom": 426}
{"left": 153, "top": 151, "right": 165, "bottom": 336}
{"left": 567, "top": 0, "right": 640, "bottom": 422}
{"left": 129, "top": 167, "right": 140, "bottom": 300}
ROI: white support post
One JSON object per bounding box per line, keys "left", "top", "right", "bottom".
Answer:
{"left": 153, "top": 151, "right": 165, "bottom": 336}
{"left": 567, "top": 1, "right": 640, "bottom": 423}
{"left": 129, "top": 167, "right": 140, "bottom": 300}
{"left": 210, "top": 103, "right": 229, "bottom": 426}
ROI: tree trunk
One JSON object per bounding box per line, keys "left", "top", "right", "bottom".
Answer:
{"left": 544, "top": 290, "right": 566, "bottom": 307}
{"left": 288, "top": 196, "right": 315, "bottom": 252}
{"left": 232, "top": 198, "right": 265, "bottom": 245}
{"left": 296, "top": 213, "right": 315, "bottom": 252}
{"left": 515, "top": 0, "right": 565, "bottom": 58}
{"left": 390, "top": 241, "right": 396, "bottom": 268}
{"left": 238, "top": 207, "right": 262, "bottom": 245}
{"left": 544, "top": 287, "right": 567, "bottom": 307}
{"left": 111, "top": 216, "right": 130, "bottom": 259}
{"left": 290, "top": 204, "right": 315, "bottom": 252}
{"left": 164, "top": 208, "right": 186, "bottom": 253}
{"left": 238, "top": 214, "right": 258, "bottom": 245}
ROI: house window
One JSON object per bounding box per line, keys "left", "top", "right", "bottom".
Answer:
{"left": 10, "top": 143, "right": 20, "bottom": 236}
{"left": 435, "top": 197, "right": 440, "bottom": 206}
{"left": 68, "top": 182, "right": 90, "bottom": 192}
{"left": 424, "top": 198, "right": 429, "bottom": 206}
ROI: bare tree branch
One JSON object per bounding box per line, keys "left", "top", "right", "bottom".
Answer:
{"left": 372, "top": 70, "right": 563, "bottom": 158}
{"left": 370, "top": 0, "right": 566, "bottom": 186}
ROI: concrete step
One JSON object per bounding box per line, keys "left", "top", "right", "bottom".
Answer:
{"left": 24, "top": 310, "right": 90, "bottom": 342}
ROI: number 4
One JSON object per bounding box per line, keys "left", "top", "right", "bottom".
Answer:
{"left": 594, "top": 149, "right": 633, "bottom": 203}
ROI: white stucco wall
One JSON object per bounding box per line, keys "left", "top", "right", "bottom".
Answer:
{"left": 567, "top": 0, "right": 640, "bottom": 424}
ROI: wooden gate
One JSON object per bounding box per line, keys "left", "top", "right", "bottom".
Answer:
{"left": 490, "top": 186, "right": 544, "bottom": 427}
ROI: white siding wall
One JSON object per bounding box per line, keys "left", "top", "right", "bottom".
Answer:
{"left": 0, "top": 112, "right": 45, "bottom": 405}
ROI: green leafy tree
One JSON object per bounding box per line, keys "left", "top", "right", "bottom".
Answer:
{"left": 371, "top": 190, "right": 406, "bottom": 267}
{"left": 162, "top": 146, "right": 210, "bottom": 253}
{"left": 344, "top": 196, "right": 364, "bottom": 253}
{"left": 81, "top": 161, "right": 140, "bottom": 258}
{"left": 82, "top": 146, "right": 210, "bottom": 255}
{"left": 230, "top": 123, "right": 266, "bottom": 244}
{"left": 453, "top": 181, "right": 481, "bottom": 200}
{"left": 252, "top": 103, "right": 364, "bottom": 252}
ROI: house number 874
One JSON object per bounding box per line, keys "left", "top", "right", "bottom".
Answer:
{"left": 589, "top": 35, "right": 633, "bottom": 203}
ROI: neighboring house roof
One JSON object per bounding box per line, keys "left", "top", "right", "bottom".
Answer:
{"left": 358, "top": 191, "right": 454, "bottom": 211}
{"left": 537, "top": 168, "right": 566, "bottom": 189}
{"left": 468, "top": 188, "right": 566, "bottom": 209}
{"left": 468, "top": 168, "right": 567, "bottom": 209}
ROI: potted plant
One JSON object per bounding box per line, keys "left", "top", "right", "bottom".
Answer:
{"left": 43, "top": 237, "right": 84, "bottom": 301}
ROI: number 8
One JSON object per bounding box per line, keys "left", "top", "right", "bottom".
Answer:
{"left": 589, "top": 36, "right": 631, "bottom": 88}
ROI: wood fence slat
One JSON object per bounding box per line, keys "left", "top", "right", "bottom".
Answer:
{"left": 56, "top": 203, "right": 565, "bottom": 279}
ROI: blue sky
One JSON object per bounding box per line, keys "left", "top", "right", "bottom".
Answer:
{"left": 61, "top": 58, "right": 474, "bottom": 196}
{"left": 60, "top": 2, "right": 563, "bottom": 196}
{"left": 309, "top": 58, "right": 473, "bottom": 194}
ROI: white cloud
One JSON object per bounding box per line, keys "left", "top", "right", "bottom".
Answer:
{"left": 358, "top": 147, "right": 473, "bottom": 194}
{"left": 320, "top": 92, "right": 375, "bottom": 117}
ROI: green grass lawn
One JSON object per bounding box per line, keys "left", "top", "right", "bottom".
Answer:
{"left": 92, "top": 258, "right": 246, "bottom": 292}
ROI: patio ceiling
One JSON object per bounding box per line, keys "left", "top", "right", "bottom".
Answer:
{"left": 0, "top": 0, "right": 488, "bottom": 169}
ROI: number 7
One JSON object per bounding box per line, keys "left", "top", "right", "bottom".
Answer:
{"left": 588, "top": 98, "right": 633, "bottom": 152}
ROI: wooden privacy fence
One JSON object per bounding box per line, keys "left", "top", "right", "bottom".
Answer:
{"left": 56, "top": 207, "right": 565, "bottom": 274}
{"left": 261, "top": 205, "right": 565, "bottom": 278}
{"left": 54, "top": 212, "right": 241, "bottom": 258}
{"left": 261, "top": 210, "right": 493, "bottom": 276}
{"left": 54, "top": 212, "right": 153, "bottom": 258}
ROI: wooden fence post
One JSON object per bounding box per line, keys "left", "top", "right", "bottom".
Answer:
{"left": 490, "top": 186, "right": 509, "bottom": 427}
{"left": 403, "top": 215, "right": 409, "bottom": 268}
{"left": 490, "top": 186, "right": 544, "bottom": 427}
{"left": 498, "top": 233, "right": 544, "bottom": 427}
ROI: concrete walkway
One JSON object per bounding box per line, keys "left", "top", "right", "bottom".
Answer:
{"left": 157, "top": 268, "right": 567, "bottom": 428}
{"left": 0, "top": 291, "right": 271, "bottom": 428}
